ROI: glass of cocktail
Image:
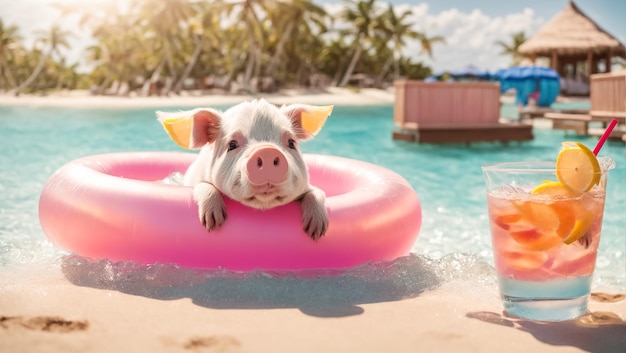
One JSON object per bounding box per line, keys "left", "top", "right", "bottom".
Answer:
{"left": 482, "top": 142, "right": 614, "bottom": 321}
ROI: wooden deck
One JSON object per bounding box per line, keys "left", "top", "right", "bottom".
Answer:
{"left": 393, "top": 81, "right": 533, "bottom": 144}
{"left": 543, "top": 112, "right": 592, "bottom": 135}
{"left": 393, "top": 122, "right": 533, "bottom": 144}
{"left": 589, "top": 126, "right": 626, "bottom": 141}
{"left": 519, "top": 107, "right": 588, "bottom": 122}
{"left": 542, "top": 70, "right": 626, "bottom": 138}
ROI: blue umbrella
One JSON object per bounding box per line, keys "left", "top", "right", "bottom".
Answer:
{"left": 495, "top": 66, "right": 560, "bottom": 107}
{"left": 495, "top": 66, "right": 559, "bottom": 81}
{"left": 449, "top": 65, "right": 491, "bottom": 79}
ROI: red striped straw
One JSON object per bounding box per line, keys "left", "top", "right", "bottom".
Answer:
{"left": 593, "top": 119, "right": 618, "bottom": 156}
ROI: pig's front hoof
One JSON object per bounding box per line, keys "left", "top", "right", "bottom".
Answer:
{"left": 194, "top": 182, "right": 228, "bottom": 232}
{"left": 300, "top": 188, "right": 328, "bottom": 240}
{"left": 303, "top": 213, "right": 328, "bottom": 240}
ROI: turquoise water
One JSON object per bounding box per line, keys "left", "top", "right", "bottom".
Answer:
{"left": 1, "top": 104, "right": 624, "bottom": 290}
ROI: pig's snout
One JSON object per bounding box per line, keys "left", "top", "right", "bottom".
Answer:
{"left": 246, "top": 146, "right": 288, "bottom": 185}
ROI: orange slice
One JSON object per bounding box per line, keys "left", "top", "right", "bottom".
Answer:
{"left": 301, "top": 105, "right": 333, "bottom": 136}
{"left": 518, "top": 202, "right": 560, "bottom": 232}
{"left": 530, "top": 180, "right": 578, "bottom": 240}
{"left": 493, "top": 213, "right": 522, "bottom": 230}
{"left": 159, "top": 105, "right": 333, "bottom": 149}
{"left": 531, "top": 172, "right": 598, "bottom": 245}
{"left": 550, "top": 201, "right": 577, "bottom": 240}
{"left": 561, "top": 212, "right": 596, "bottom": 244}
{"left": 509, "top": 224, "right": 562, "bottom": 251}
{"left": 556, "top": 142, "right": 601, "bottom": 193}
{"left": 158, "top": 114, "right": 193, "bottom": 149}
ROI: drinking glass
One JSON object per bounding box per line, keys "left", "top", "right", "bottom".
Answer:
{"left": 482, "top": 161, "right": 609, "bottom": 321}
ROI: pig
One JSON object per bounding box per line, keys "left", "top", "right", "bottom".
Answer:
{"left": 157, "top": 99, "right": 329, "bottom": 240}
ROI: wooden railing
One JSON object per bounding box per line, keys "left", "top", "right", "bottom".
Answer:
{"left": 392, "top": 80, "right": 532, "bottom": 144}
{"left": 394, "top": 81, "right": 501, "bottom": 127}
{"left": 590, "top": 70, "right": 626, "bottom": 118}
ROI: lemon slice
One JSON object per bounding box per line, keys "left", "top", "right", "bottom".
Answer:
{"left": 531, "top": 180, "right": 580, "bottom": 197}
{"left": 561, "top": 212, "right": 595, "bottom": 244}
{"left": 159, "top": 114, "right": 193, "bottom": 149}
{"left": 555, "top": 142, "right": 601, "bottom": 193}
{"left": 301, "top": 105, "right": 333, "bottom": 136}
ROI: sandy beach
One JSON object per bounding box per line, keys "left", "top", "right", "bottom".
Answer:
{"left": 1, "top": 89, "right": 624, "bottom": 353}
{"left": 1, "top": 258, "right": 625, "bottom": 353}
{"left": 0, "top": 87, "right": 396, "bottom": 108}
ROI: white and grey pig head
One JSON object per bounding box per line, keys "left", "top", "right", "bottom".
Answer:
{"left": 158, "top": 99, "right": 330, "bottom": 239}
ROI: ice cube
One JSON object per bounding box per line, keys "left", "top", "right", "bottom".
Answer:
{"left": 597, "top": 156, "right": 615, "bottom": 172}
{"left": 501, "top": 184, "right": 528, "bottom": 194}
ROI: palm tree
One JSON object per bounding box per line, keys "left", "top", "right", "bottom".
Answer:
{"left": 415, "top": 32, "right": 445, "bottom": 59}
{"left": 78, "top": 3, "right": 146, "bottom": 95}
{"left": 14, "top": 24, "right": 72, "bottom": 96}
{"left": 52, "top": 58, "right": 80, "bottom": 90}
{"left": 374, "top": 4, "right": 421, "bottom": 85}
{"left": 495, "top": 31, "right": 527, "bottom": 66}
{"left": 337, "top": 0, "right": 381, "bottom": 87}
{"left": 283, "top": 8, "right": 330, "bottom": 86}
{"left": 221, "top": 0, "right": 277, "bottom": 91}
{"left": 56, "top": 0, "right": 126, "bottom": 94}
{"left": 369, "top": 35, "right": 394, "bottom": 87}
{"left": 397, "top": 56, "right": 432, "bottom": 80}
{"left": 173, "top": 1, "right": 224, "bottom": 93}
{"left": 318, "top": 38, "right": 352, "bottom": 85}
{"left": 31, "top": 0, "right": 443, "bottom": 93}
{"left": 136, "top": 0, "right": 195, "bottom": 95}
{"left": 0, "top": 19, "right": 22, "bottom": 91}
{"left": 264, "top": 0, "right": 327, "bottom": 80}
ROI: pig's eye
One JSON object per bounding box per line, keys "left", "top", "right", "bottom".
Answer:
{"left": 227, "top": 140, "right": 239, "bottom": 151}
{"left": 287, "top": 138, "right": 296, "bottom": 150}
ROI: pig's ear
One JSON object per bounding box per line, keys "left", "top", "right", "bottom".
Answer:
{"left": 189, "top": 109, "right": 222, "bottom": 149}
{"left": 157, "top": 108, "right": 221, "bottom": 150}
{"left": 281, "top": 105, "right": 333, "bottom": 140}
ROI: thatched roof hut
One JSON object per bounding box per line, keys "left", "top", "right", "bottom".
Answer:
{"left": 519, "top": 0, "right": 625, "bottom": 80}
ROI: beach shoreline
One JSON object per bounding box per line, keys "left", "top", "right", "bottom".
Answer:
{"left": 0, "top": 87, "right": 591, "bottom": 110}
{"left": 0, "top": 87, "right": 396, "bottom": 108}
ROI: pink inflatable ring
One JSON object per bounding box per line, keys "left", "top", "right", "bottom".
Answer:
{"left": 39, "top": 152, "right": 422, "bottom": 270}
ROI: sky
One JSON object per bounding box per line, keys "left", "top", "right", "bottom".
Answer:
{"left": 0, "top": 0, "right": 624, "bottom": 74}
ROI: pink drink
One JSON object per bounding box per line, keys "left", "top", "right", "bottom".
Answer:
{"left": 487, "top": 188, "right": 605, "bottom": 281}
{"left": 483, "top": 161, "right": 609, "bottom": 321}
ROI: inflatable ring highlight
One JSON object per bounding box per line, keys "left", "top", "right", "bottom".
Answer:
{"left": 39, "top": 152, "right": 422, "bottom": 270}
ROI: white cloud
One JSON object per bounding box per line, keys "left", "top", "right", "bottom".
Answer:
{"left": 320, "top": 2, "right": 546, "bottom": 74}
{"left": 404, "top": 6, "right": 545, "bottom": 73}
